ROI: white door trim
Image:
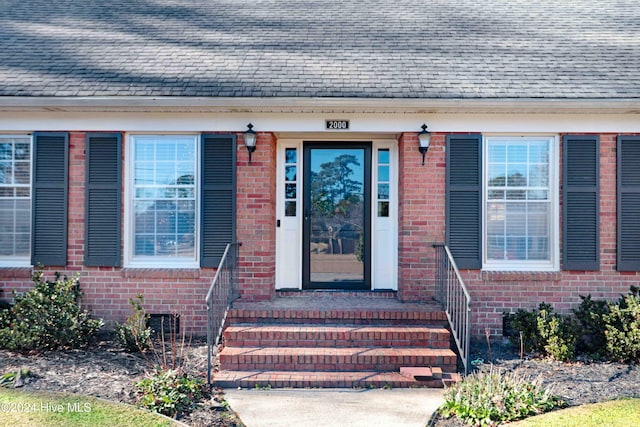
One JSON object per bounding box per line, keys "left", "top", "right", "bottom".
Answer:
{"left": 275, "top": 137, "right": 398, "bottom": 291}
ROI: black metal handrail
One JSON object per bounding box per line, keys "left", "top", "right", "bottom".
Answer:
{"left": 433, "top": 244, "right": 472, "bottom": 375}
{"left": 206, "top": 242, "right": 242, "bottom": 386}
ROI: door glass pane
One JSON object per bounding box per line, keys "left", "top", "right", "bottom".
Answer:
{"left": 309, "top": 148, "right": 364, "bottom": 283}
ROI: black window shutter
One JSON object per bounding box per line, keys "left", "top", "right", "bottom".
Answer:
{"left": 562, "top": 135, "right": 600, "bottom": 270}
{"left": 85, "top": 133, "right": 122, "bottom": 267}
{"left": 446, "top": 134, "right": 482, "bottom": 269}
{"left": 200, "top": 134, "right": 236, "bottom": 267}
{"left": 31, "top": 132, "right": 69, "bottom": 266}
{"left": 617, "top": 136, "right": 640, "bottom": 271}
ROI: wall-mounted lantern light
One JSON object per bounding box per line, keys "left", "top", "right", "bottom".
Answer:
{"left": 244, "top": 123, "right": 257, "bottom": 163}
{"left": 418, "top": 123, "right": 431, "bottom": 165}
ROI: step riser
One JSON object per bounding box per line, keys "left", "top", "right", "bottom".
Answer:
{"left": 220, "top": 356, "right": 456, "bottom": 372}
{"left": 227, "top": 310, "right": 447, "bottom": 326}
{"left": 214, "top": 370, "right": 461, "bottom": 389}
{"left": 225, "top": 339, "right": 450, "bottom": 348}
{"left": 224, "top": 328, "right": 450, "bottom": 349}
{"left": 215, "top": 377, "right": 445, "bottom": 389}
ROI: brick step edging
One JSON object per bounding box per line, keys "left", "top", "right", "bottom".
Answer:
{"left": 219, "top": 346, "right": 457, "bottom": 372}
{"left": 223, "top": 324, "right": 451, "bottom": 348}
{"left": 214, "top": 370, "right": 460, "bottom": 389}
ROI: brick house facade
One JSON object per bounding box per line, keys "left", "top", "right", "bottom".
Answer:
{"left": 1, "top": 1, "right": 640, "bottom": 338}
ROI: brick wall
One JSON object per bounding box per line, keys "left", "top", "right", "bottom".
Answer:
{"left": 236, "top": 132, "right": 277, "bottom": 301}
{"left": 2, "top": 129, "right": 640, "bottom": 337}
{"left": 459, "top": 133, "right": 640, "bottom": 336}
{"left": 398, "top": 132, "right": 446, "bottom": 302}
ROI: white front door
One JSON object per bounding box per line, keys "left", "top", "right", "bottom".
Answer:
{"left": 275, "top": 139, "right": 397, "bottom": 290}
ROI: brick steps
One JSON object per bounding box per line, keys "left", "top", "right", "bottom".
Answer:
{"left": 228, "top": 306, "right": 446, "bottom": 326}
{"left": 219, "top": 346, "right": 457, "bottom": 372}
{"left": 223, "top": 324, "right": 451, "bottom": 348}
{"left": 215, "top": 370, "right": 462, "bottom": 389}
{"left": 215, "top": 296, "right": 461, "bottom": 389}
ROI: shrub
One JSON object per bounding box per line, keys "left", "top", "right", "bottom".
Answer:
{"left": 0, "top": 269, "right": 103, "bottom": 351}
{"left": 440, "top": 366, "right": 563, "bottom": 427}
{"left": 506, "top": 307, "right": 545, "bottom": 353}
{"left": 115, "top": 294, "right": 152, "bottom": 353}
{"left": 537, "top": 305, "right": 579, "bottom": 362}
{"left": 135, "top": 368, "right": 206, "bottom": 417}
{"left": 603, "top": 289, "right": 640, "bottom": 362}
{"left": 505, "top": 303, "right": 578, "bottom": 361}
{"left": 573, "top": 294, "right": 609, "bottom": 357}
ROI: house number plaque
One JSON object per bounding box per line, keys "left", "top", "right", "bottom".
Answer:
{"left": 325, "top": 120, "right": 350, "bottom": 130}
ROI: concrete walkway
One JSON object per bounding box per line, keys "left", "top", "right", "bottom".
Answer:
{"left": 223, "top": 387, "right": 444, "bottom": 427}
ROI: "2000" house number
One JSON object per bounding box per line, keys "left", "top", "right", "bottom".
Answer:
{"left": 325, "top": 120, "right": 350, "bottom": 130}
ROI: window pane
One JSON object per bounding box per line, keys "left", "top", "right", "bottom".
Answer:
{"left": 507, "top": 143, "right": 527, "bottom": 162}
{"left": 488, "top": 164, "right": 506, "bottom": 186}
{"left": 529, "top": 142, "right": 549, "bottom": 163}
{"left": 378, "top": 165, "right": 389, "bottom": 182}
{"left": 485, "top": 138, "right": 553, "bottom": 264}
{"left": 488, "top": 143, "right": 506, "bottom": 163}
{"left": 285, "top": 165, "right": 297, "bottom": 181}
{"left": 378, "top": 149, "right": 389, "bottom": 163}
{"left": 285, "top": 183, "right": 296, "bottom": 199}
{"left": 132, "top": 136, "right": 196, "bottom": 260}
{"left": 529, "top": 164, "right": 549, "bottom": 187}
{"left": 378, "top": 201, "right": 389, "bottom": 217}
{"left": 0, "top": 136, "right": 32, "bottom": 259}
{"left": 488, "top": 190, "right": 504, "bottom": 200}
{"left": 507, "top": 165, "right": 527, "bottom": 186}
{"left": 378, "top": 183, "right": 389, "bottom": 200}
{"left": 285, "top": 201, "right": 296, "bottom": 217}
{"left": 285, "top": 148, "right": 297, "bottom": 164}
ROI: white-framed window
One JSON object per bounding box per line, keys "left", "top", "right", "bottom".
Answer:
{"left": 0, "top": 135, "right": 32, "bottom": 267}
{"left": 126, "top": 135, "right": 199, "bottom": 268}
{"left": 483, "top": 136, "right": 559, "bottom": 271}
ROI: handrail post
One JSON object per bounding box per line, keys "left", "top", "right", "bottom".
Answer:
{"left": 206, "top": 242, "right": 242, "bottom": 386}
{"left": 432, "top": 244, "right": 472, "bottom": 376}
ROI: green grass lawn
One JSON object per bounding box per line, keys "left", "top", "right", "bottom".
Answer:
{"left": 511, "top": 398, "right": 640, "bottom": 427}
{"left": 0, "top": 388, "right": 175, "bottom": 427}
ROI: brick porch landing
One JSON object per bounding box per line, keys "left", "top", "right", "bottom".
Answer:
{"left": 215, "top": 293, "right": 460, "bottom": 388}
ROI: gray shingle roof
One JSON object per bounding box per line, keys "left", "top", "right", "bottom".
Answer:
{"left": 1, "top": 0, "right": 639, "bottom": 99}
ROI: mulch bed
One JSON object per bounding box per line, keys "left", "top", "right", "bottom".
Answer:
{"left": 0, "top": 333, "right": 242, "bottom": 427}
{"left": 431, "top": 337, "right": 640, "bottom": 426}
{"left": 2, "top": 333, "right": 639, "bottom": 427}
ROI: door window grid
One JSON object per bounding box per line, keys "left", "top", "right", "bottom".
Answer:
{"left": 377, "top": 149, "right": 390, "bottom": 217}
{"left": 0, "top": 136, "right": 31, "bottom": 258}
{"left": 284, "top": 148, "right": 297, "bottom": 216}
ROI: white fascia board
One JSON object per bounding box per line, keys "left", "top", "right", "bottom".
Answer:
{"left": 1, "top": 110, "right": 640, "bottom": 134}
{"left": 1, "top": 96, "right": 640, "bottom": 114}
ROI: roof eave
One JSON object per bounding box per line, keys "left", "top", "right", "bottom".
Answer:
{"left": 1, "top": 96, "right": 639, "bottom": 114}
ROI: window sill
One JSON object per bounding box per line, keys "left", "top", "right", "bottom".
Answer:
{"left": 0, "top": 266, "right": 32, "bottom": 279}
{"left": 482, "top": 270, "right": 561, "bottom": 282}
{"left": 121, "top": 268, "right": 202, "bottom": 279}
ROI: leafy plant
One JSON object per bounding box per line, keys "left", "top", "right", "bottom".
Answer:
{"left": 505, "top": 305, "right": 546, "bottom": 354}
{"left": 134, "top": 312, "right": 206, "bottom": 417}
{"left": 135, "top": 368, "right": 206, "bottom": 417}
{"left": 536, "top": 304, "right": 578, "bottom": 362}
{"left": 603, "top": 290, "right": 640, "bottom": 362}
{"left": 0, "top": 369, "right": 30, "bottom": 388}
{"left": 440, "top": 366, "right": 563, "bottom": 427}
{"left": 0, "top": 269, "right": 103, "bottom": 351}
{"left": 115, "top": 294, "right": 152, "bottom": 353}
{"left": 573, "top": 294, "right": 609, "bottom": 357}
{"left": 505, "top": 303, "right": 578, "bottom": 361}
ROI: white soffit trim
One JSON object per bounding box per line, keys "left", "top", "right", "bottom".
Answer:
{"left": 1, "top": 96, "right": 640, "bottom": 114}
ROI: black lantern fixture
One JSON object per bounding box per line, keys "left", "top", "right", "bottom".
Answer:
{"left": 244, "top": 123, "right": 257, "bottom": 163}
{"left": 418, "top": 123, "right": 431, "bottom": 165}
